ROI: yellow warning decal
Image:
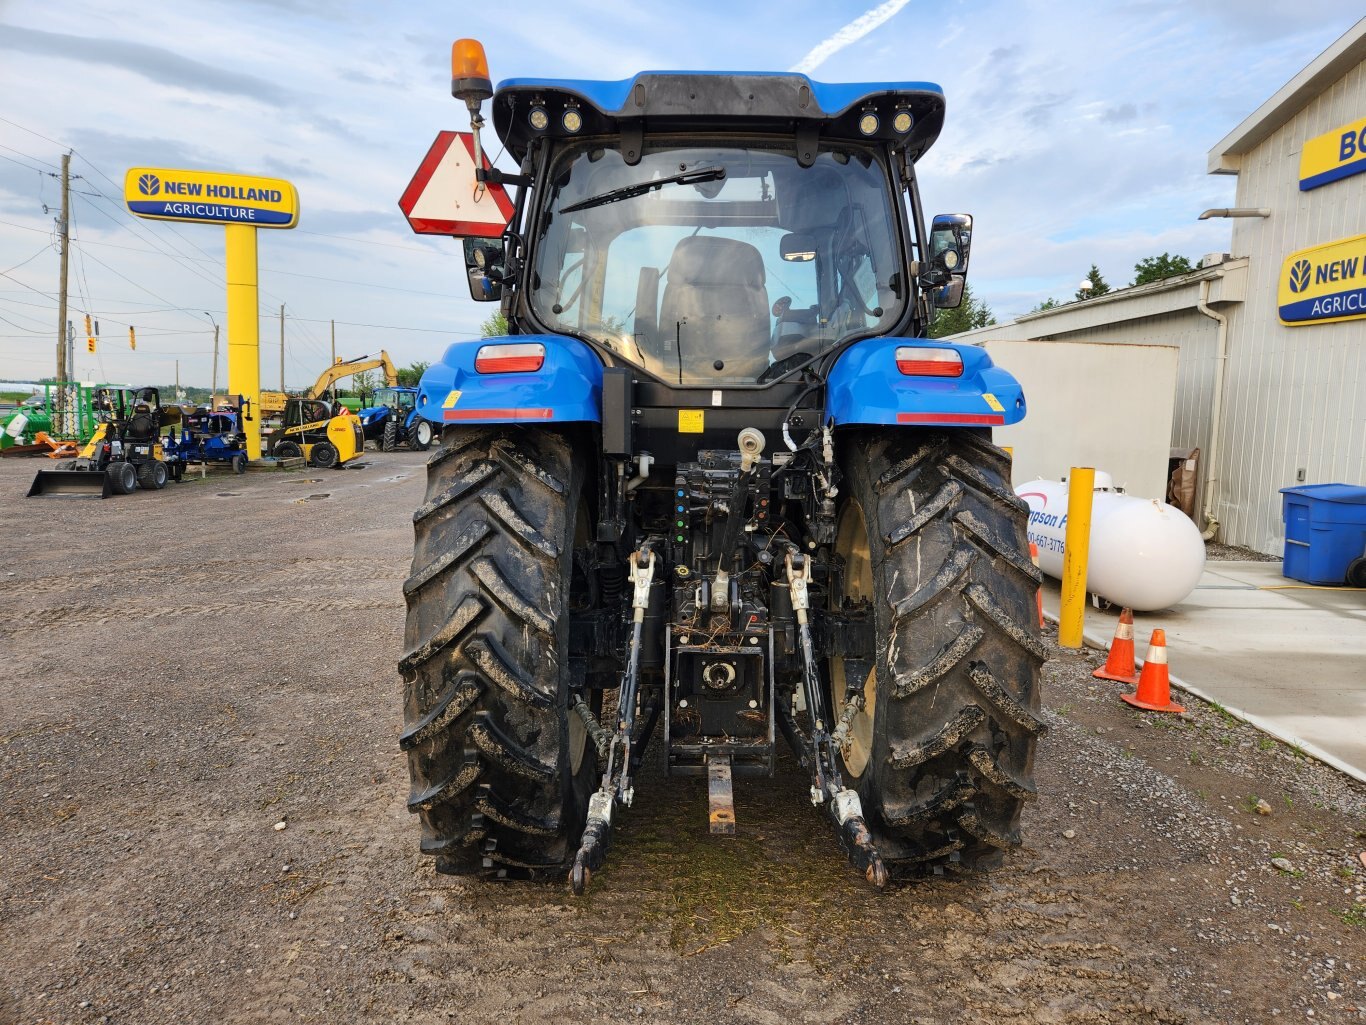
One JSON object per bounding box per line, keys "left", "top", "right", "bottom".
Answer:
{"left": 678, "top": 409, "right": 704, "bottom": 433}
{"left": 443, "top": 389, "right": 462, "bottom": 408}
{"left": 982, "top": 392, "right": 1004, "bottom": 413}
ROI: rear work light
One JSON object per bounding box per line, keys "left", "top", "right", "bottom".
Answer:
{"left": 895, "top": 346, "right": 963, "bottom": 377}
{"left": 475, "top": 343, "right": 545, "bottom": 374}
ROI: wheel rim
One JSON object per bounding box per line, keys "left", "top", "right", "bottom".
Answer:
{"left": 416, "top": 421, "right": 432, "bottom": 445}
{"left": 833, "top": 498, "right": 876, "bottom": 778}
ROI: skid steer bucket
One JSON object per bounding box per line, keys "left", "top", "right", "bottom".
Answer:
{"left": 27, "top": 469, "right": 112, "bottom": 499}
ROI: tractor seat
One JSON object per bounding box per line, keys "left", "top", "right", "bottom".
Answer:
{"left": 658, "top": 236, "right": 770, "bottom": 381}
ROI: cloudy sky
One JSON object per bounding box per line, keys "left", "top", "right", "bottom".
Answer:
{"left": 0, "top": 1, "right": 1361, "bottom": 389}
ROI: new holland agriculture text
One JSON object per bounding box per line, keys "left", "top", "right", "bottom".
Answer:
{"left": 122, "top": 168, "right": 299, "bottom": 228}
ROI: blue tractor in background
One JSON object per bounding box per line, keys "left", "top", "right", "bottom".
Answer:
{"left": 355, "top": 386, "right": 435, "bottom": 452}
{"left": 399, "top": 42, "right": 1042, "bottom": 893}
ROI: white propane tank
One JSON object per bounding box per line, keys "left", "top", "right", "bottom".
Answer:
{"left": 4, "top": 412, "right": 28, "bottom": 439}
{"left": 1015, "top": 472, "right": 1206, "bottom": 612}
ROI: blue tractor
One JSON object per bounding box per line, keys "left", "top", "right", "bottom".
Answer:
{"left": 355, "top": 386, "right": 435, "bottom": 452}
{"left": 400, "top": 42, "right": 1043, "bottom": 892}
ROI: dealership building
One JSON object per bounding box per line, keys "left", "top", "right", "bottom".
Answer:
{"left": 958, "top": 18, "right": 1365, "bottom": 556}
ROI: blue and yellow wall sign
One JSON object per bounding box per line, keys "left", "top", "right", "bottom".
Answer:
{"left": 123, "top": 168, "right": 299, "bottom": 227}
{"left": 1278, "top": 234, "right": 1366, "bottom": 326}
{"left": 1298, "top": 117, "right": 1366, "bottom": 191}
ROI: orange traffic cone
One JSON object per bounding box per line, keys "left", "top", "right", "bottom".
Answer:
{"left": 1029, "top": 542, "right": 1044, "bottom": 629}
{"left": 1094, "top": 608, "right": 1140, "bottom": 685}
{"left": 1121, "top": 629, "right": 1186, "bottom": 714}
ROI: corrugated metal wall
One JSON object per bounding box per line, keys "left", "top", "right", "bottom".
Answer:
{"left": 1043, "top": 312, "right": 1220, "bottom": 511}
{"left": 1221, "top": 59, "right": 1366, "bottom": 553}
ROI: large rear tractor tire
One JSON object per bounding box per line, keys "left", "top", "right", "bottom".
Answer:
{"left": 399, "top": 426, "right": 595, "bottom": 877}
{"left": 831, "top": 429, "right": 1046, "bottom": 877}
{"left": 382, "top": 419, "right": 399, "bottom": 453}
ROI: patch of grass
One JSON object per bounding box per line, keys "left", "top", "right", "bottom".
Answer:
{"left": 1336, "top": 905, "right": 1366, "bottom": 928}
{"left": 1282, "top": 794, "right": 1293, "bottom": 809}
{"left": 1258, "top": 736, "right": 1276, "bottom": 752}
{"left": 1055, "top": 704, "right": 1073, "bottom": 717}
{"left": 1242, "top": 795, "right": 1263, "bottom": 813}
{"left": 1333, "top": 865, "right": 1356, "bottom": 880}
{"left": 1289, "top": 743, "right": 1307, "bottom": 760}
{"left": 1208, "top": 701, "right": 1239, "bottom": 727}
{"left": 1188, "top": 750, "right": 1203, "bottom": 766}
{"left": 1121, "top": 749, "right": 1134, "bottom": 760}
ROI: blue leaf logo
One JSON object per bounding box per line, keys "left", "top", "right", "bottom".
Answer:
{"left": 1289, "top": 259, "right": 1311, "bottom": 294}
{"left": 138, "top": 173, "right": 161, "bottom": 196}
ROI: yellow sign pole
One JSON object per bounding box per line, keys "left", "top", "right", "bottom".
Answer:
{"left": 225, "top": 224, "right": 262, "bottom": 461}
{"left": 1057, "top": 466, "right": 1095, "bottom": 649}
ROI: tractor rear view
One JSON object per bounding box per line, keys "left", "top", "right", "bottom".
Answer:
{"left": 397, "top": 42, "right": 1043, "bottom": 890}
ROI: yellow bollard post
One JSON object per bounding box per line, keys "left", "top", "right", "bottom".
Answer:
{"left": 224, "top": 223, "right": 262, "bottom": 461}
{"left": 1057, "top": 466, "right": 1095, "bottom": 649}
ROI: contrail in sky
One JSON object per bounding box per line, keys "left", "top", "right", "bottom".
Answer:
{"left": 788, "top": 0, "right": 913, "bottom": 74}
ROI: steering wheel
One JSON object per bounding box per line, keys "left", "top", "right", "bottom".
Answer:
{"left": 756, "top": 352, "right": 813, "bottom": 384}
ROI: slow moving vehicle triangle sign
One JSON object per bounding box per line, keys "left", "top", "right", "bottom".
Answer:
{"left": 399, "top": 131, "right": 514, "bottom": 237}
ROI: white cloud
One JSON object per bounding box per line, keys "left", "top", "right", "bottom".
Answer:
{"left": 788, "top": 0, "right": 912, "bottom": 75}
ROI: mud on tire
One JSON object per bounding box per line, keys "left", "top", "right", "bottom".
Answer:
{"left": 833, "top": 429, "right": 1046, "bottom": 876}
{"left": 399, "top": 426, "right": 595, "bottom": 877}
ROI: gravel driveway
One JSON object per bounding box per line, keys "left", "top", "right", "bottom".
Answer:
{"left": 2, "top": 450, "right": 1362, "bottom": 1024}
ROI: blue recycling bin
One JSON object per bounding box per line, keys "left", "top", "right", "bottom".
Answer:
{"left": 1279, "top": 483, "right": 1366, "bottom": 585}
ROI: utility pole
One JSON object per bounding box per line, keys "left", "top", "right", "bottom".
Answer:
{"left": 279, "top": 303, "right": 285, "bottom": 391}
{"left": 330, "top": 318, "right": 336, "bottom": 365}
{"left": 175, "top": 359, "right": 180, "bottom": 401}
{"left": 211, "top": 323, "right": 220, "bottom": 407}
{"left": 56, "top": 153, "right": 70, "bottom": 386}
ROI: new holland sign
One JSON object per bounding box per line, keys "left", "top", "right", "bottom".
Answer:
{"left": 1278, "top": 234, "right": 1366, "bottom": 326}
{"left": 1299, "top": 116, "right": 1366, "bottom": 191}
{"left": 124, "top": 168, "right": 299, "bottom": 227}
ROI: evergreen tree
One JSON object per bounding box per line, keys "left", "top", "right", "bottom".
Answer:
{"left": 928, "top": 282, "right": 996, "bottom": 338}
{"left": 1030, "top": 297, "right": 1060, "bottom": 314}
{"left": 1075, "top": 264, "right": 1110, "bottom": 301}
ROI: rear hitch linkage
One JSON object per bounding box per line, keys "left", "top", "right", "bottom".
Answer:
{"left": 570, "top": 544, "right": 657, "bottom": 895}
{"left": 783, "top": 549, "right": 888, "bottom": 888}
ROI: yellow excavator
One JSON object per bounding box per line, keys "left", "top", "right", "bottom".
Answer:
{"left": 260, "top": 352, "right": 398, "bottom": 416}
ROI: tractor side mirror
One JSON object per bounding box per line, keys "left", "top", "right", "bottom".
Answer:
{"left": 463, "top": 237, "right": 505, "bottom": 303}
{"left": 920, "top": 213, "right": 972, "bottom": 294}
{"left": 931, "top": 277, "right": 966, "bottom": 310}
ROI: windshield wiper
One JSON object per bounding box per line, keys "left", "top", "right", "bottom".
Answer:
{"left": 559, "top": 166, "right": 726, "bottom": 215}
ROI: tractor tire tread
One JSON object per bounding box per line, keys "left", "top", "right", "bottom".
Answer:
{"left": 841, "top": 427, "right": 1042, "bottom": 876}
{"left": 401, "top": 425, "right": 590, "bottom": 878}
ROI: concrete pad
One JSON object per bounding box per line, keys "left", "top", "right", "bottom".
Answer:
{"left": 1042, "top": 562, "right": 1366, "bottom": 782}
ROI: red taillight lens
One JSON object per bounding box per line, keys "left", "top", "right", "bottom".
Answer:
{"left": 895, "top": 346, "right": 963, "bottom": 377}
{"left": 475, "top": 343, "right": 545, "bottom": 374}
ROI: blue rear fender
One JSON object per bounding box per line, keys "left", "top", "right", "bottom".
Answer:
{"left": 825, "top": 338, "right": 1026, "bottom": 428}
{"left": 415, "top": 334, "right": 604, "bottom": 426}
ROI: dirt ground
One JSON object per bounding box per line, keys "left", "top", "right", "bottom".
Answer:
{"left": 2, "top": 449, "right": 1363, "bottom": 1025}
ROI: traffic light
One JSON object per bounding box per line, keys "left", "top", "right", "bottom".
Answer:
{"left": 84, "top": 314, "right": 96, "bottom": 353}
{"left": 87, "top": 337, "right": 96, "bottom": 354}
{"left": 129, "top": 326, "right": 136, "bottom": 350}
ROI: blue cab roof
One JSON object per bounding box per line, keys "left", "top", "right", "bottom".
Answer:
{"left": 490, "top": 71, "right": 946, "bottom": 162}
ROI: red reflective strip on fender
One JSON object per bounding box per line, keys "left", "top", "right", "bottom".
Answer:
{"left": 896, "top": 412, "right": 1005, "bottom": 425}
{"left": 443, "top": 408, "right": 554, "bottom": 421}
